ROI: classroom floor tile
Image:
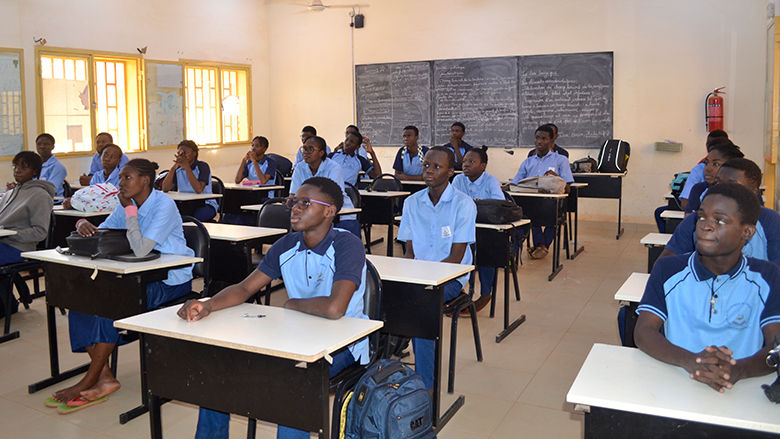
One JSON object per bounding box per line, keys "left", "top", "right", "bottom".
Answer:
{"left": 0, "top": 220, "right": 654, "bottom": 438}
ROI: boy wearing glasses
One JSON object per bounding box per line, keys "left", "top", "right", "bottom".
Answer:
{"left": 180, "top": 176, "right": 369, "bottom": 439}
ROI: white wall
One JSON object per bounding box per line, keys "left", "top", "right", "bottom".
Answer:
{"left": 266, "top": 0, "right": 770, "bottom": 224}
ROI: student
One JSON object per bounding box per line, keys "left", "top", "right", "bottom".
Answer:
{"left": 293, "top": 125, "right": 330, "bottom": 167}
{"left": 684, "top": 142, "right": 744, "bottom": 215}
{"left": 328, "top": 131, "right": 381, "bottom": 186}
{"left": 234, "top": 135, "right": 277, "bottom": 186}
{"left": 333, "top": 124, "right": 369, "bottom": 159}
{"left": 88, "top": 143, "right": 123, "bottom": 187}
{"left": 397, "top": 146, "right": 476, "bottom": 390}
{"left": 179, "top": 176, "right": 368, "bottom": 439}
{"left": 79, "top": 132, "right": 129, "bottom": 185}
{"left": 635, "top": 183, "right": 780, "bottom": 393}
{"left": 443, "top": 122, "right": 472, "bottom": 168}
{"left": 35, "top": 133, "right": 67, "bottom": 197}
{"left": 510, "top": 124, "right": 573, "bottom": 259}
{"left": 678, "top": 129, "right": 730, "bottom": 210}
{"left": 526, "top": 123, "right": 569, "bottom": 158}
{"left": 660, "top": 158, "right": 780, "bottom": 265}
{"left": 161, "top": 140, "right": 218, "bottom": 222}
{"left": 393, "top": 125, "right": 429, "bottom": 181}
{"left": 451, "top": 146, "right": 503, "bottom": 312}
{"left": 49, "top": 159, "right": 193, "bottom": 412}
{"left": 291, "top": 136, "right": 361, "bottom": 238}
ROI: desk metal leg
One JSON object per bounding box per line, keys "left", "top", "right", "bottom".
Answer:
{"left": 385, "top": 199, "right": 394, "bottom": 257}
{"left": 570, "top": 203, "right": 585, "bottom": 259}
{"left": 548, "top": 212, "right": 564, "bottom": 282}
{"left": 616, "top": 192, "right": 624, "bottom": 240}
{"left": 28, "top": 304, "right": 90, "bottom": 393}
{"left": 148, "top": 391, "right": 163, "bottom": 439}
{"left": 496, "top": 263, "right": 526, "bottom": 343}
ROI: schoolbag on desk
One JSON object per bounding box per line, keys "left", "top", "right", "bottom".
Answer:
{"left": 508, "top": 175, "right": 567, "bottom": 194}
{"left": 597, "top": 139, "right": 630, "bottom": 173}
{"left": 570, "top": 156, "right": 598, "bottom": 173}
{"left": 475, "top": 199, "right": 523, "bottom": 224}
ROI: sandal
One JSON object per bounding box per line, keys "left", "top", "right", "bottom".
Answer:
{"left": 56, "top": 396, "right": 108, "bottom": 414}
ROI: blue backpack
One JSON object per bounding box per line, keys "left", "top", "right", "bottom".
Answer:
{"left": 345, "top": 360, "right": 435, "bottom": 439}
{"left": 670, "top": 172, "right": 690, "bottom": 197}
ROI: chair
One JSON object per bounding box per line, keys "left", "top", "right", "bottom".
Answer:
{"left": 153, "top": 170, "right": 169, "bottom": 190}
{"left": 62, "top": 181, "right": 73, "bottom": 198}
{"left": 266, "top": 153, "right": 293, "bottom": 177}
{"left": 254, "top": 198, "right": 291, "bottom": 305}
{"left": 210, "top": 175, "right": 225, "bottom": 221}
{"left": 344, "top": 182, "right": 361, "bottom": 226}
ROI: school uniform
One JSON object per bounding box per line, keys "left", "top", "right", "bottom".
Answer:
{"left": 527, "top": 144, "right": 569, "bottom": 158}
{"left": 684, "top": 181, "right": 710, "bottom": 214}
{"left": 293, "top": 144, "right": 332, "bottom": 167}
{"left": 680, "top": 161, "right": 705, "bottom": 200}
{"left": 39, "top": 155, "right": 67, "bottom": 197}
{"left": 68, "top": 189, "right": 193, "bottom": 353}
{"left": 665, "top": 206, "right": 780, "bottom": 264}
{"left": 290, "top": 158, "right": 360, "bottom": 238}
{"left": 392, "top": 145, "right": 429, "bottom": 176}
{"left": 241, "top": 155, "right": 278, "bottom": 192}
{"left": 89, "top": 166, "right": 121, "bottom": 187}
{"left": 443, "top": 141, "right": 472, "bottom": 163}
{"left": 170, "top": 160, "right": 218, "bottom": 222}
{"left": 511, "top": 150, "right": 573, "bottom": 249}
{"left": 328, "top": 150, "right": 373, "bottom": 186}
{"left": 88, "top": 151, "right": 129, "bottom": 176}
{"left": 637, "top": 252, "right": 780, "bottom": 359}
{"left": 397, "top": 183, "right": 476, "bottom": 389}
{"left": 196, "top": 226, "right": 367, "bottom": 439}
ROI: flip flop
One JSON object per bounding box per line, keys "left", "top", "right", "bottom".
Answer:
{"left": 44, "top": 396, "right": 64, "bottom": 408}
{"left": 56, "top": 396, "right": 108, "bottom": 414}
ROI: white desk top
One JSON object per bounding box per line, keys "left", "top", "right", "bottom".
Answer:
{"left": 164, "top": 191, "right": 223, "bottom": 201}
{"left": 69, "top": 182, "right": 86, "bottom": 190}
{"left": 239, "top": 204, "right": 360, "bottom": 216}
{"left": 21, "top": 249, "right": 202, "bottom": 275}
{"left": 507, "top": 191, "right": 569, "bottom": 199}
{"left": 573, "top": 172, "right": 627, "bottom": 177}
{"left": 358, "top": 190, "right": 411, "bottom": 197}
{"left": 222, "top": 183, "right": 285, "bottom": 191}
{"left": 185, "top": 222, "right": 286, "bottom": 242}
{"left": 366, "top": 254, "right": 473, "bottom": 286}
{"left": 360, "top": 178, "right": 426, "bottom": 186}
{"left": 115, "top": 303, "right": 383, "bottom": 363}
{"left": 660, "top": 210, "right": 685, "bottom": 219}
{"left": 53, "top": 205, "right": 111, "bottom": 217}
{"left": 665, "top": 192, "right": 675, "bottom": 200}
{"left": 613, "top": 272, "right": 649, "bottom": 302}
{"left": 570, "top": 182, "right": 589, "bottom": 188}
{"left": 0, "top": 229, "right": 17, "bottom": 237}
{"left": 640, "top": 233, "right": 672, "bottom": 246}
{"left": 567, "top": 343, "right": 780, "bottom": 433}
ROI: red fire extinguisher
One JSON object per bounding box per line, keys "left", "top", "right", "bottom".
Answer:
{"left": 705, "top": 87, "right": 725, "bottom": 132}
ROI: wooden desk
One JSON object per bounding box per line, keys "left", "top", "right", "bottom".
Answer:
{"left": 660, "top": 209, "right": 685, "bottom": 234}
{"left": 221, "top": 183, "right": 285, "bottom": 215}
{"left": 360, "top": 178, "right": 427, "bottom": 193}
{"left": 164, "top": 191, "right": 223, "bottom": 217}
{"left": 508, "top": 191, "right": 568, "bottom": 281}
{"left": 51, "top": 206, "right": 111, "bottom": 247}
{"left": 366, "top": 254, "right": 473, "bottom": 430}
{"left": 358, "top": 190, "right": 411, "bottom": 257}
{"left": 640, "top": 232, "right": 671, "bottom": 272}
{"left": 614, "top": 272, "right": 648, "bottom": 347}
{"left": 115, "top": 303, "right": 383, "bottom": 439}
{"left": 567, "top": 182, "right": 588, "bottom": 259}
{"left": 567, "top": 343, "right": 780, "bottom": 438}
{"left": 21, "top": 249, "right": 201, "bottom": 423}
{"left": 572, "top": 172, "right": 627, "bottom": 239}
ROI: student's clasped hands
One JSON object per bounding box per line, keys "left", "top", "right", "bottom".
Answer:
{"left": 177, "top": 299, "right": 212, "bottom": 322}
{"left": 686, "top": 345, "right": 739, "bottom": 392}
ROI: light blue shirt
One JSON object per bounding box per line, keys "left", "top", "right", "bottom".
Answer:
{"left": 242, "top": 156, "right": 278, "bottom": 198}
{"left": 291, "top": 158, "right": 356, "bottom": 220}
{"left": 173, "top": 161, "right": 218, "bottom": 212}
{"left": 392, "top": 146, "right": 429, "bottom": 176}
{"left": 293, "top": 144, "right": 332, "bottom": 168}
{"left": 99, "top": 189, "right": 194, "bottom": 286}
{"left": 40, "top": 155, "right": 67, "bottom": 197}
{"left": 452, "top": 172, "right": 504, "bottom": 201}
{"left": 89, "top": 166, "right": 120, "bottom": 187}
{"left": 328, "top": 151, "right": 373, "bottom": 186}
{"left": 680, "top": 162, "right": 705, "bottom": 200}
{"left": 511, "top": 150, "right": 573, "bottom": 184}
{"left": 89, "top": 152, "right": 129, "bottom": 175}
{"left": 397, "top": 183, "right": 476, "bottom": 287}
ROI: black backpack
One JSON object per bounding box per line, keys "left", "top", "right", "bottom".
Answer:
{"left": 570, "top": 156, "right": 598, "bottom": 173}
{"left": 597, "top": 139, "right": 630, "bottom": 173}
{"left": 475, "top": 199, "right": 523, "bottom": 224}
{"left": 65, "top": 230, "right": 160, "bottom": 261}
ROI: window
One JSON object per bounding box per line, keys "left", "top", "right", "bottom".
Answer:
{"left": 184, "top": 63, "right": 250, "bottom": 146}
{"left": 39, "top": 54, "right": 92, "bottom": 152}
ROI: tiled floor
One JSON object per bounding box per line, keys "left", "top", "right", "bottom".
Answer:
{"left": 0, "top": 220, "right": 654, "bottom": 438}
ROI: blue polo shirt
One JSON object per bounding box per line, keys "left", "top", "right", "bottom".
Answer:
{"left": 511, "top": 150, "right": 573, "bottom": 184}
{"left": 680, "top": 161, "right": 705, "bottom": 200}
{"left": 242, "top": 156, "right": 278, "bottom": 197}
{"left": 451, "top": 172, "right": 504, "bottom": 201}
{"left": 665, "top": 207, "right": 780, "bottom": 264}
{"left": 40, "top": 155, "right": 67, "bottom": 197}
{"left": 290, "top": 158, "right": 356, "bottom": 220}
{"left": 443, "top": 141, "right": 472, "bottom": 161}
{"left": 328, "top": 151, "right": 373, "bottom": 186}
{"left": 89, "top": 151, "right": 129, "bottom": 176}
{"left": 397, "top": 183, "right": 476, "bottom": 287}
{"left": 684, "top": 182, "right": 710, "bottom": 214}
{"left": 637, "top": 252, "right": 780, "bottom": 359}
{"left": 89, "top": 166, "right": 121, "bottom": 187}
{"left": 170, "top": 160, "right": 218, "bottom": 212}
{"left": 392, "top": 146, "right": 429, "bottom": 176}
{"left": 99, "top": 189, "right": 194, "bottom": 286}
{"left": 257, "top": 227, "right": 369, "bottom": 363}
{"left": 293, "top": 144, "right": 332, "bottom": 168}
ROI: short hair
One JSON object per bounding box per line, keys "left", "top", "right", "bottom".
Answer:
{"left": 709, "top": 142, "right": 743, "bottom": 160}
{"left": 542, "top": 123, "right": 558, "bottom": 136}
{"left": 13, "top": 151, "right": 43, "bottom": 178}
{"left": 451, "top": 122, "right": 465, "bottom": 131}
{"left": 466, "top": 145, "right": 488, "bottom": 164}
{"left": 429, "top": 145, "right": 455, "bottom": 169}
{"left": 706, "top": 130, "right": 729, "bottom": 148}
{"left": 252, "top": 136, "right": 269, "bottom": 149}
{"left": 346, "top": 131, "right": 363, "bottom": 146}
{"left": 301, "top": 176, "right": 344, "bottom": 211}
{"left": 535, "top": 124, "right": 555, "bottom": 138}
{"left": 403, "top": 125, "right": 419, "bottom": 136}
{"left": 302, "top": 125, "right": 317, "bottom": 135}
{"left": 102, "top": 143, "right": 122, "bottom": 156}
{"left": 36, "top": 133, "right": 55, "bottom": 144}
{"left": 178, "top": 139, "right": 199, "bottom": 160}
{"left": 346, "top": 124, "right": 359, "bottom": 133}
{"left": 721, "top": 158, "right": 762, "bottom": 189}
{"left": 307, "top": 135, "right": 327, "bottom": 151}
{"left": 704, "top": 182, "right": 761, "bottom": 225}
{"left": 123, "top": 159, "right": 159, "bottom": 190}
{"left": 96, "top": 132, "right": 113, "bottom": 142}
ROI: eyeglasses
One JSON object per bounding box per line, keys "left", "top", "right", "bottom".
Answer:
{"left": 284, "top": 196, "right": 332, "bottom": 210}
{"left": 301, "top": 146, "right": 319, "bottom": 153}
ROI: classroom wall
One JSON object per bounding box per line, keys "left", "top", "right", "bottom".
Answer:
{"left": 265, "top": 0, "right": 771, "bottom": 224}
{"left": 0, "top": 0, "right": 270, "bottom": 185}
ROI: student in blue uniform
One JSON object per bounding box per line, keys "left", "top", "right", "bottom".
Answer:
{"left": 79, "top": 132, "right": 129, "bottom": 185}
{"left": 684, "top": 142, "right": 744, "bottom": 215}
{"left": 49, "top": 159, "right": 193, "bottom": 412}
{"left": 393, "top": 125, "right": 429, "bottom": 181}
{"left": 35, "top": 133, "right": 67, "bottom": 197}
{"left": 291, "top": 135, "right": 361, "bottom": 238}
{"left": 660, "top": 158, "right": 780, "bottom": 265}
{"left": 292, "top": 125, "right": 330, "bottom": 168}
{"left": 179, "top": 176, "right": 368, "bottom": 439}
{"left": 328, "top": 131, "right": 382, "bottom": 186}
{"left": 509, "top": 124, "right": 573, "bottom": 259}
{"left": 451, "top": 146, "right": 503, "bottom": 312}
{"left": 160, "top": 140, "right": 218, "bottom": 222}
{"left": 443, "top": 122, "right": 472, "bottom": 168}
{"left": 526, "top": 123, "right": 569, "bottom": 158}
{"left": 397, "top": 146, "right": 476, "bottom": 390}
{"left": 88, "top": 143, "right": 123, "bottom": 187}
{"left": 333, "top": 124, "right": 369, "bottom": 159}
{"left": 635, "top": 182, "right": 780, "bottom": 393}
{"left": 234, "top": 135, "right": 277, "bottom": 187}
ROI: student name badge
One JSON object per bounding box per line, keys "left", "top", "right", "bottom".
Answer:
{"left": 441, "top": 226, "right": 452, "bottom": 238}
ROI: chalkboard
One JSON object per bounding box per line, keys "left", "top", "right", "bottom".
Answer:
{"left": 518, "top": 52, "right": 613, "bottom": 147}
{"left": 145, "top": 61, "right": 184, "bottom": 147}
{"left": 433, "top": 57, "right": 518, "bottom": 146}
{"left": 355, "top": 62, "right": 432, "bottom": 146}
{"left": 0, "top": 50, "right": 25, "bottom": 157}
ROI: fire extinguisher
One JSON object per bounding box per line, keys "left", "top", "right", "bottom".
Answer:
{"left": 705, "top": 87, "right": 725, "bottom": 132}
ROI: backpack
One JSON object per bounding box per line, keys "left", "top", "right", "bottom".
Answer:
{"left": 345, "top": 360, "right": 436, "bottom": 439}
{"left": 596, "top": 139, "right": 630, "bottom": 173}
{"left": 64, "top": 230, "right": 160, "bottom": 262}
{"left": 570, "top": 156, "right": 598, "bottom": 173}
{"left": 669, "top": 172, "right": 690, "bottom": 197}
{"left": 475, "top": 199, "right": 523, "bottom": 224}
{"left": 509, "top": 175, "right": 567, "bottom": 194}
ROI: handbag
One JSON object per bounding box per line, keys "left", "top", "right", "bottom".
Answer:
{"left": 64, "top": 230, "right": 160, "bottom": 261}
{"left": 475, "top": 199, "right": 524, "bottom": 224}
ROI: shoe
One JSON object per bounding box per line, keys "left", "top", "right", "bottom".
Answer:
{"left": 44, "top": 396, "right": 64, "bottom": 408}
{"left": 473, "top": 295, "right": 492, "bottom": 312}
{"left": 56, "top": 396, "right": 109, "bottom": 414}
{"left": 530, "top": 245, "right": 548, "bottom": 259}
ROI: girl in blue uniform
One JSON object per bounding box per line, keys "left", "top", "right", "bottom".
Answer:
{"left": 49, "top": 159, "right": 193, "bottom": 413}
{"left": 161, "top": 140, "right": 218, "bottom": 222}
{"left": 88, "top": 143, "right": 123, "bottom": 187}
